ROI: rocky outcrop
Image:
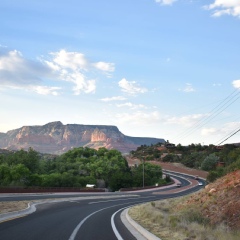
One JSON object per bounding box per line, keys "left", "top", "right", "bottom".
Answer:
{"left": 0, "top": 121, "right": 165, "bottom": 154}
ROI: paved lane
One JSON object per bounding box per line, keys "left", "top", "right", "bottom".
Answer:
{"left": 0, "top": 172, "right": 204, "bottom": 240}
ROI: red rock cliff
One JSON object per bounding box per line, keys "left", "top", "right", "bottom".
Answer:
{"left": 0, "top": 121, "right": 165, "bottom": 154}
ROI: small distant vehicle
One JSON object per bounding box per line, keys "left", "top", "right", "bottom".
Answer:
{"left": 198, "top": 182, "right": 203, "bottom": 186}
{"left": 86, "top": 184, "right": 96, "bottom": 188}
{"left": 194, "top": 175, "right": 199, "bottom": 180}
{"left": 176, "top": 183, "right": 182, "bottom": 187}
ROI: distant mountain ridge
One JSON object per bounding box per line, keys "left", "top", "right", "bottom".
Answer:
{"left": 0, "top": 121, "right": 165, "bottom": 154}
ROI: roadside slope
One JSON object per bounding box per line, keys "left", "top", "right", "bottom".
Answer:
{"left": 129, "top": 170, "right": 240, "bottom": 239}
{"left": 177, "top": 169, "right": 240, "bottom": 230}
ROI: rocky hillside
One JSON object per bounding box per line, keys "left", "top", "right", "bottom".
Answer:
{"left": 177, "top": 170, "right": 240, "bottom": 230}
{"left": 0, "top": 121, "right": 165, "bottom": 154}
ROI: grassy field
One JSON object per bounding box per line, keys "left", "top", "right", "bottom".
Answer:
{"left": 129, "top": 196, "right": 240, "bottom": 240}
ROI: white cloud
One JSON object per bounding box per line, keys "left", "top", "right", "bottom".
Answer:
{"left": 155, "top": 0, "right": 177, "bottom": 6}
{"left": 202, "top": 121, "right": 240, "bottom": 137}
{"left": 116, "top": 102, "right": 146, "bottom": 109}
{"left": 0, "top": 48, "right": 114, "bottom": 95}
{"left": 116, "top": 111, "right": 208, "bottom": 127}
{"left": 0, "top": 50, "right": 52, "bottom": 87}
{"left": 201, "top": 127, "right": 218, "bottom": 136}
{"left": 92, "top": 61, "right": 115, "bottom": 78}
{"left": 232, "top": 79, "right": 240, "bottom": 89}
{"left": 50, "top": 49, "right": 88, "bottom": 71}
{"left": 31, "top": 86, "right": 62, "bottom": 96}
{"left": 118, "top": 78, "right": 148, "bottom": 95}
{"left": 92, "top": 61, "right": 115, "bottom": 72}
{"left": 204, "top": 0, "right": 240, "bottom": 17}
{"left": 0, "top": 49, "right": 61, "bottom": 95}
{"left": 179, "top": 83, "right": 196, "bottom": 92}
{"left": 46, "top": 49, "right": 115, "bottom": 94}
{"left": 49, "top": 49, "right": 115, "bottom": 74}
{"left": 59, "top": 71, "right": 96, "bottom": 95}
{"left": 224, "top": 121, "right": 240, "bottom": 130}
{"left": 166, "top": 113, "right": 207, "bottom": 127}
{"left": 116, "top": 110, "right": 161, "bottom": 125}
{"left": 100, "top": 96, "right": 127, "bottom": 102}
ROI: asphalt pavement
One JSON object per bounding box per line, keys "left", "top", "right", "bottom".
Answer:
{"left": 0, "top": 172, "right": 204, "bottom": 240}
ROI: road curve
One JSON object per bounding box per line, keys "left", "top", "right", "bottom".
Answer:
{"left": 0, "top": 173, "right": 204, "bottom": 240}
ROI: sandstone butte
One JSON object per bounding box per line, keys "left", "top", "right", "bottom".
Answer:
{"left": 0, "top": 121, "right": 165, "bottom": 154}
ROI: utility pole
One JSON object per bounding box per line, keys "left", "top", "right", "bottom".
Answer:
{"left": 142, "top": 151, "right": 144, "bottom": 188}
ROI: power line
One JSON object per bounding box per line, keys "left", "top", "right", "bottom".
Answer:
{"left": 174, "top": 88, "right": 240, "bottom": 142}
{"left": 216, "top": 127, "right": 240, "bottom": 146}
{"left": 179, "top": 94, "right": 240, "bottom": 140}
{"left": 214, "top": 115, "right": 240, "bottom": 145}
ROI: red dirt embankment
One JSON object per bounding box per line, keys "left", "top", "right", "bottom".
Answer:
{"left": 150, "top": 161, "right": 208, "bottom": 179}
{"left": 125, "top": 156, "right": 208, "bottom": 178}
{"left": 177, "top": 170, "right": 240, "bottom": 230}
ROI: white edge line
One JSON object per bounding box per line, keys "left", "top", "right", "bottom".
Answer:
{"left": 123, "top": 208, "right": 161, "bottom": 240}
{"left": 68, "top": 209, "right": 100, "bottom": 240}
{"left": 68, "top": 202, "right": 135, "bottom": 240}
{"left": 112, "top": 204, "right": 161, "bottom": 240}
{"left": 111, "top": 206, "right": 126, "bottom": 240}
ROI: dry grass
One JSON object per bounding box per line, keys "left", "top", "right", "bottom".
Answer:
{"left": 129, "top": 197, "right": 240, "bottom": 240}
{"left": 0, "top": 201, "right": 30, "bottom": 214}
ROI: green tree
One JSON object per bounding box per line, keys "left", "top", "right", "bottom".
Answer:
{"left": 0, "top": 164, "right": 11, "bottom": 186}
{"left": 132, "top": 162, "right": 162, "bottom": 187}
{"left": 162, "top": 154, "right": 180, "bottom": 163}
{"left": 225, "top": 157, "right": 240, "bottom": 173}
{"left": 201, "top": 153, "right": 219, "bottom": 171}
{"left": 108, "top": 171, "right": 132, "bottom": 191}
{"left": 41, "top": 173, "right": 62, "bottom": 187}
{"left": 10, "top": 164, "right": 30, "bottom": 186}
{"left": 182, "top": 152, "right": 206, "bottom": 169}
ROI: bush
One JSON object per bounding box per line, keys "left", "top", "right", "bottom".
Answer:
{"left": 201, "top": 153, "right": 219, "bottom": 171}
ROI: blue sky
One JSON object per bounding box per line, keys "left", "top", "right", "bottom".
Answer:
{"left": 0, "top": 0, "right": 240, "bottom": 146}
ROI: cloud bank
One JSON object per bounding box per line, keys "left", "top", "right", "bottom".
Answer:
{"left": 204, "top": 0, "right": 240, "bottom": 17}
{"left": 118, "top": 78, "right": 148, "bottom": 95}
{"left": 154, "top": 0, "right": 240, "bottom": 18}
{"left": 232, "top": 79, "right": 240, "bottom": 89}
{"left": 155, "top": 0, "right": 177, "bottom": 6}
{"left": 100, "top": 96, "right": 127, "bottom": 102}
{"left": 116, "top": 110, "right": 161, "bottom": 125}
{"left": 0, "top": 48, "right": 115, "bottom": 95}
{"left": 116, "top": 102, "right": 147, "bottom": 110}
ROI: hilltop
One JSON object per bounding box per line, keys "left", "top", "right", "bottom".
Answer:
{"left": 0, "top": 121, "right": 165, "bottom": 154}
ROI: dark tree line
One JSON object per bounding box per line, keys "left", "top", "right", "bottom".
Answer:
{"left": 0, "top": 147, "right": 164, "bottom": 191}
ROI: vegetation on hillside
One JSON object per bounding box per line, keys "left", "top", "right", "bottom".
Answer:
{"left": 0, "top": 147, "right": 166, "bottom": 191}
{"left": 129, "top": 170, "right": 240, "bottom": 240}
{"left": 130, "top": 143, "right": 240, "bottom": 182}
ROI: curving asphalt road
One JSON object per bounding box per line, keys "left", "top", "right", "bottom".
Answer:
{"left": 0, "top": 172, "right": 205, "bottom": 240}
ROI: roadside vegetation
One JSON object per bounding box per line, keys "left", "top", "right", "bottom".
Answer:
{"left": 0, "top": 147, "right": 167, "bottom": 191}
{"left": 129, "top": 199, "right": 240, "bottom": 240}
{"left": 129, "top": 170, "right": 240, "bottom": 240}
{"left": 129, "top": 143, "right": 240, "bottom": 239}
{"left": 131, "top": 143, "right": 240, "bottom": 183}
